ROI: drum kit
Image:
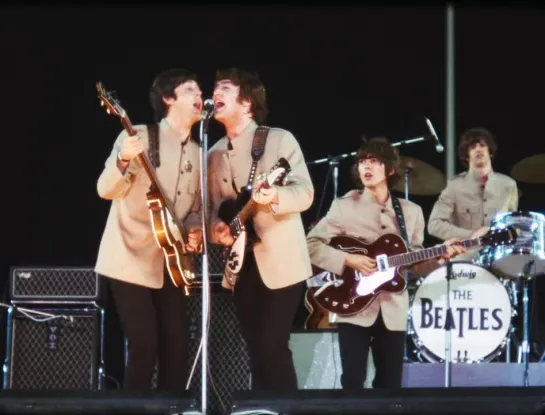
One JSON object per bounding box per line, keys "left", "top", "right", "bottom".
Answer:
{"left": 399, "top": 153, "right": 545, "bottom": 376}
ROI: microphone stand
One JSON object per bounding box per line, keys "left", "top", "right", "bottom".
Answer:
{"left": 306, "top": 134, "right": 434, "bottom": 198}
{"left": 444, "top": 259, "right": 453, "bottom": 387}
{"left": 197, "top": 113, "right": 212, "bottom": 415}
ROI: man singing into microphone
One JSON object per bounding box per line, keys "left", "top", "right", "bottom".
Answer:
{"left": 207, "top": 67, "right": 314, "bottom": 391}
{"left": 95, "top": 68, "right": 204, "bottom": 391}
{"left": 428, "top": 127, "right": 518, "bottom": 261}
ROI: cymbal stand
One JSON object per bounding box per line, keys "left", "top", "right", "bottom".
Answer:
{"left": 306, "top": 133, "right": 434, "bottom": 200}
{"left": 404, "top": 166, "right": 412, "bottom": 201}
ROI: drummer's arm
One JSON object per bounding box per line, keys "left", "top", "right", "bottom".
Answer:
{"left": 428, "top": 184, "right": 473, "bottom": 241}
{"left": 506, "top": 183, "right": 519, "bottom": 212}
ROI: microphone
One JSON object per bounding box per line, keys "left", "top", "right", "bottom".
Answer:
{"left": 202, "top": 99, "right": 215, "bottom": 119}
{"left": 425, "top": 117, "right": 444, "bottom": 153}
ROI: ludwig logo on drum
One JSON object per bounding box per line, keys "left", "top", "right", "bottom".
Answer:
{"left": 450, "top": 268, "right": 477, "bottom": 280}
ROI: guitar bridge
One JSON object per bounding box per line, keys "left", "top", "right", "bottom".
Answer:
{"left": 376, "top": 254, "right": 388, "bottom": 272}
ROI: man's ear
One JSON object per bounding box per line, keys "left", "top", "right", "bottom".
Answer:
{"left": 241, "top": 98, "right": 252, "bottom": 114}
{"left": 162, "top": 96, "right": 174, "bottom": 106}
{"left": 388, "top": 168, "right": 396, "bottom": 177}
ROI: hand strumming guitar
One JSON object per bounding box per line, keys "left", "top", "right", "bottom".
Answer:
{"left": 213, "top": 222, "right": 234, "bottom": 246}
{"left": 252, "top": 185, "right": 279, "bottom": 205}
{"left": 186, "top": 228, "right": 203, "bottom": 253}
{"left": 345, "top": 254, "right": 377, "bottom": 275}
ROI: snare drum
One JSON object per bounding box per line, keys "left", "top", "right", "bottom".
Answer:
{"left": 409, "top": 262, "right": 513, "bottom": 363}
{"left": 482, "top": 211, "right": 545, "bottom": 278}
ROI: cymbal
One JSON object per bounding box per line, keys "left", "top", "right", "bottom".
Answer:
{"left": 511, "top": 154, "right": 545, "bottom": 184}
{"left": 391, "top": 156, "right": 446, "bottom": 196}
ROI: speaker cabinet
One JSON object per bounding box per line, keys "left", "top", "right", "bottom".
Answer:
{"left": 3, "top": 306, "right": 104, "bottom": 390}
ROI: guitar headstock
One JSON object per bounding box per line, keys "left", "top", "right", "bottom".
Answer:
{"left": 96, "top": 81, "right": 126, "bottom": 119}
{"left": 481, "top": 225, "right": 519, "bottom": 247}
{"left": 262, "top": 157, "right": 292, "bottom": 188}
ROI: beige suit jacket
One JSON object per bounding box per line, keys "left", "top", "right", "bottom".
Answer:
{"left": 208, "top": 120, "right": 314, "bottom": 290}
{"left": 95, "top": 119, "right": 201, "bottom": 288}
{"left": 306, "top": 189, "right": 426, "bottom": 331}
{"left": 428, "top": 170, "right": 518, "bottom": 261}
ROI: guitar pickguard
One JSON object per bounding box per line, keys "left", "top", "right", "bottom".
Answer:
{"left": 355, "top": 268, "right": 396, "bottom": 296}
{"left": 165, "top": 208, "right": 183, "bottom": 242}
{"left": 227, "top": 231, "right": 247, "bottom": 274}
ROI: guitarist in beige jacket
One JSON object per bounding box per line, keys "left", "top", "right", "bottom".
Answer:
{"left": 95, "top": 69, "right": 203, "bottom": 392}
{"left": 207, "top": 68, "right": 314, "bottom": 392}
{"left": 306, "top": 138, "right": 466, "bottom": 390}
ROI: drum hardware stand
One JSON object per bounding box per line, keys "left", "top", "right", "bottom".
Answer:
{"left": 521, "top": 259, "right": 535, "bottom": 387}
{"left": 444, "top": 260, "right": 454, "bottom": 387}
{"left": 505, "top": 280, "right": 520, "bottom": 363}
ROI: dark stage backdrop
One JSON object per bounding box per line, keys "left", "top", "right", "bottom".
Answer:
{"left": 0, "top": 5, "right": 543, "bottom": 389}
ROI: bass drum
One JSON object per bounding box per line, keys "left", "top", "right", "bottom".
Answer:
{"left": 409, "top": 262, "right": 513, "bottom": 363}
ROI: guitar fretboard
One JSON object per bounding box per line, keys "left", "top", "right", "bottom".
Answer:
{"left": 387, "top": 238, "right": 481, "bottom": 268}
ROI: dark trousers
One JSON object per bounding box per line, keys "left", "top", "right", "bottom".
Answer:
{"left": 108, "top": 272, "right": 188, "bottom": 392}
{"left": 338, "top": 312, "right": 406, "bottom": 390}
{"left": 234, "top": 252, "right": 304, "bottom": 391}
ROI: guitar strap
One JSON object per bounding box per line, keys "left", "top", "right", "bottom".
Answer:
{"left": 390, "top": 194, "right": 409, "bottom": 246}
{"left": 247, "top": 125, "right": 270, "bottom": 185}
{"left": 231, "top": 125, "right": 270, "bottom": 193}
{"left": 147, "top": 123, "right": 160, "bottom": 168}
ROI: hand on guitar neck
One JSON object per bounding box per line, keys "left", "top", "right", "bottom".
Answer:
{"left": 119, "top": 135, "right": 144, "bottom": 161}
{"left": 117, "top": 135, "right": 143, "bottom": 171}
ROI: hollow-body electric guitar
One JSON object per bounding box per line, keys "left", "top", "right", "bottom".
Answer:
{"left": 218, "top": 158, "right": 291, "bottom": 284}
{"left": 306, "top": 226, "right": 518, "bottom": 317}
{"left": 97, "top": 82, "right": 196, "bottom": 290}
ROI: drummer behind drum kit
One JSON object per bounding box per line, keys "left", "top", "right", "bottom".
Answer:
{"left": 409, "top": 154, "right": 545, "bottom": 368}
{"left": 306, "top": 152, "right": 545, "bottom": 375}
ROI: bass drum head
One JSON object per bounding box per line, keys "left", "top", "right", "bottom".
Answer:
{"left": 409, "top": 262, "right": 512, "bottom": 363}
